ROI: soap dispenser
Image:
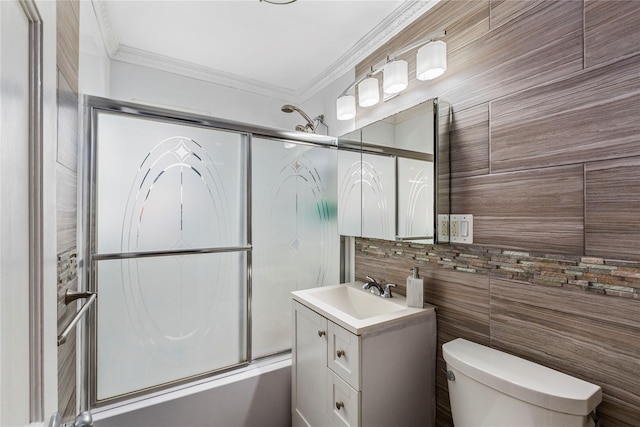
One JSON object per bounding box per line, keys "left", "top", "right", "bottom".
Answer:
{"left": 406, "top": 267, "right": 424, "bottom": 308}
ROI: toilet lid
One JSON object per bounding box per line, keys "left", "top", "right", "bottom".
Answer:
{"left": 442, "top": 338, "right": 602, "bottom": 416}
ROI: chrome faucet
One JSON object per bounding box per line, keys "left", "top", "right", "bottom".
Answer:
{"left": 383, "top": 283, "right": 396, "bottom": 298}
{"left": 362, "top": 276, "right": 384, "bottom": 296}
{"left": 362, "top": 276, "right": 396, "bottom": 298}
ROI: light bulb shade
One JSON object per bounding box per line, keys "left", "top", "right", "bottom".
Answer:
{"left": 357, "top": 77, "right": 379, "bottom": 107}
{"left": 383, "top": 60, "right": 408, "bottom": 94}
{"left": 336, "top": 95, "right": 356, "bottom": 121}
{"left": 416, "top": 40, "right": 447, "bottom": 81}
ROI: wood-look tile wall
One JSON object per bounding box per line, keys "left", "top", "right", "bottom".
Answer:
{"left": 491, "top": 277, "right": 640, "bottom": 426}
{"left": 56, "top": 0, "right": 80, "bottom": 422}
{"left": 354, "top": 239, "right": 640, "bottom": 426}
{"left": 353, "top": 0, "right": 640, "bottom": 425}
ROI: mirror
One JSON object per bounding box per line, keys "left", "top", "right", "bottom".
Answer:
{"left": 337, "top": 98, "right": 451, "bottom": 244}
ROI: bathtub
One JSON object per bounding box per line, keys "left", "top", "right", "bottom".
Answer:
{"left": 92, "top": 356, "right": 292, "bottom": 427}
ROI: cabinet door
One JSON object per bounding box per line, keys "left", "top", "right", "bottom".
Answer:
{"left": 397, "top": 157, "right": 434, "bottom": 241}
{"left": 328, "top": 322, "right": 360, "bottom": 389}
{"left": 337, "top": 151, "right": 396, "bottom": 240}
{"left": 293, "top": 302, "right": 329, "bottom": 427}
{"left": 327, "top": 371, "right": 360, "bottom": 427}
{"left": 360, "top": 153, "right": 396, "bottom": 241}
{"left": 337, "top": 149, "right": 362, "bottom": 237}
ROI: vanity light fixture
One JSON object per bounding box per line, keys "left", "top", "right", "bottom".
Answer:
{"left": 336, "top": 30, "right": 446, "bottom": 120}
{"left": 336, "top": 94, "right": 356, "bottom": 121}
{"left": 416, "top": 40, "right": 447, "bottom": 80}
{"left": 383, "top": 59, "right": 408, "bottom": 94}
{"left": 358, "top": 77, "right": 380, "bottom": 107}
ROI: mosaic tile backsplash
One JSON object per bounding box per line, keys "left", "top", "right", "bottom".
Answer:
{"left": 356, "top": 238, "right": 640, "bottom": 300}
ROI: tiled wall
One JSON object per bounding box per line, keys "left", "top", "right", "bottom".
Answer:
{"left": 355, "top": 239, "right": 640, "bottom": 426}
{"left": 353, "top": 0, "right": 640, "bottom": 425}
{"left": 357, "top": 240, "right": 640, "bottom": 299}
{"left": 56, "top": 0, "right": 80, "bottom": 422}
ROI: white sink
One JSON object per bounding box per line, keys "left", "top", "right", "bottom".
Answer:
{"left": 306, "top": 285, "right": 404, "bottom": 319}
{"left": 292, "top": 282, "right": 434, "bottom": 335}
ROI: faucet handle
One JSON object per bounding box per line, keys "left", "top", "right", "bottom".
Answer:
{"left": 363, "top": 276, "right": 377, "bottom": 289}
{"left": 383, "top": 283, "right": 396, "bottom": 298}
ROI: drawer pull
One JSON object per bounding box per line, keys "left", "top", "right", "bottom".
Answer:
{"left": 336, "top": 350, "right": 345, "bottom": 358}
{"left": 335, "top": 401, "right": 344, "bottom": 410}
{"left": 318, "top": 330, "right": 326, "bottom": 337}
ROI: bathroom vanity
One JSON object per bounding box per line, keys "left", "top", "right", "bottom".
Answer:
{"left": 291, "top": 283, "right": 436, "bottom": 427}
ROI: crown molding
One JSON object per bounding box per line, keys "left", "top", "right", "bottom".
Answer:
{"left": 112, "top": 46, "right": 298, "bottom": 100}
{"left": 91, "top": 0, "right": 440, "bottom": 103}
{"left": 298, "top": 0, "right": 441, "bottom": 102}
{"left": 92, "top": 0, "right": 120, "bottom": 57}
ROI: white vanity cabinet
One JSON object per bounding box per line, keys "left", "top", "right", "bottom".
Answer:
{"left": 292, "top": 291, "right": 436, "bottom": 427}
{"left": 293, "top": 303, "right": 330, "bottom": 427}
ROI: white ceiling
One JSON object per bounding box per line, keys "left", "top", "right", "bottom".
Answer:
{"left": 87, "top": 0, "right": 439, "bottom": 102}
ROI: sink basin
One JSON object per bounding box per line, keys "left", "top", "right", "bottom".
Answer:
{"left": 307, "top": 285, "right": 403, "bottom": 320}
{"left": 292, "top": 282, "right": 434, "bottom": 335}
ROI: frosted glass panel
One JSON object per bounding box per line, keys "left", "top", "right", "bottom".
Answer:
{"left": 96, "top": 113, "right": 246, "bottom": 253}
{"left": 251, "top": 139, "right": 339, "bottom": 357}
{"left": 337, "top": 149, "right": 362, "bottom": 237}
{"left": 361, "top": 153, "right": 395, "bottom": 240}
{"left": 96, "top": 252, "right": 246, "bottom": 400}
{"left": 397, "top": 158, "right": 434, "bottom": 241}
{"left": 337, "top": 151, "right": 395, "bottom": 239}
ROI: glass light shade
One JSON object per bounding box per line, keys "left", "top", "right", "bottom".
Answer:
{"left": 357, "top": 77, "right": 379, "bottom": 107}
{"left": 336, "top": 95, "right": 356, "bottom": 121}
{"left": 383, "top": 60, "right": 408, "bottom": 94}
{"left": 416, "top": 40, "right": 447, "bottom": 81}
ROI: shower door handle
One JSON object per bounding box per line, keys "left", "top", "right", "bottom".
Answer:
{"left": 58, "top": 293, "right": 97, "bottom": 346}
{"left": 65, "top": 290, "right": 95, "bottom": 304}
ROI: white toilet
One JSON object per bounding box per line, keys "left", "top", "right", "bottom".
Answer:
{"left": 442, "top": 338, "right": 602, "bottom": 427}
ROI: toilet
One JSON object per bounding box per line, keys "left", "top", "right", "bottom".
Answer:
{"left": 442, "top": 338, "right": 602, "bottom": 427}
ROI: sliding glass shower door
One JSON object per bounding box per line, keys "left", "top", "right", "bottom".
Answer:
{"left": 251, "top": 138, "right": 339, "bottom": 357}
{"left": 88, "top": 103, "right": 340, "bottom": 405}
{"left": 93, "top": 112, "right": 248, "bottom": 401}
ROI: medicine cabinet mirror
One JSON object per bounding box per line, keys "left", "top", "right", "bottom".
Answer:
{"left": 337, "top": 98, "right": 451, "bottom": 243}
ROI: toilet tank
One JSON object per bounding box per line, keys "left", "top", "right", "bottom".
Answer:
{"left": 442, "top": 338, "right": 602, "bottom": 427}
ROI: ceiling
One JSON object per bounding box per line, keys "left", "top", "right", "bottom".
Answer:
{"left": 87, "top": 0, "right": 439, "bottom": 102}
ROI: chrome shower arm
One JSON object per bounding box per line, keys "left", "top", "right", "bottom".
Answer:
{"left": 294, "top": 108, "right": 315, "bottom": 128}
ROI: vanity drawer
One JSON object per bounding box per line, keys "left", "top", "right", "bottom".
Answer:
{"left": 327, "top": 370, "right": 360, "bottom": 427}
{"left": 328, "top": 322, "right": 360, "bottom": 389}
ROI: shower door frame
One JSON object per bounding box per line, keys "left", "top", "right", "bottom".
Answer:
{"left": 80, "top": 96, "right": 338, "bottom": 409}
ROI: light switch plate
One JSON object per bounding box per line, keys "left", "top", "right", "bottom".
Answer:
{"left": 437, "top": 214, "right": 450, "bottom": 243}
{"left": 450, "top": 214, "right": 473, "bottom": 244}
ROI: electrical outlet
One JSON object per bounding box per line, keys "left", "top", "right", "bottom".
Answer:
{"left": 450, "top": 220, "right": 459, "bottom": 238}
{"left": 437, "top": 214, "right": 449, "bottom": 242}
{"left": 450, "top": 214, "right": 473, "bottom": 244}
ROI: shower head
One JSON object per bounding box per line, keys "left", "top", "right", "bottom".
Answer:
{"left": 281, "top": 104, "right": 316, "bottom": 133}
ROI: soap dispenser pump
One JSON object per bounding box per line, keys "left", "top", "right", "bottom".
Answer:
{"left": 406, "top": 267, "right": 424, "bottom": 308}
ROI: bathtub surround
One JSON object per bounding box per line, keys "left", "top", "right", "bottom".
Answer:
{"left": 352, "top": 0, "right": 640, "bottom": 426}
{"left": 92, "top": 358, "right": 292, "bottom": 427}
